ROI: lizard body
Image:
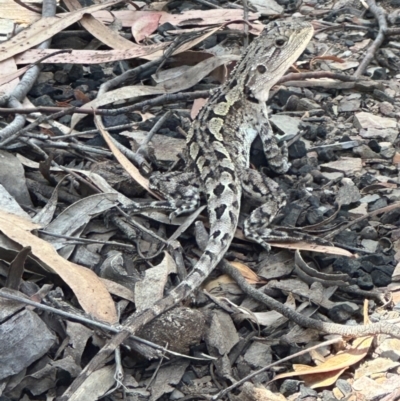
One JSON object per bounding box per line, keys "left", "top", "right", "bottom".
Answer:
{"left": 126, "top": 20, "right": 314, "bottom": 331}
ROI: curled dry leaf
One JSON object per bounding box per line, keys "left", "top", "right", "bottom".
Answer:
{"left": 269, "top": 240, "right": 354, "bottom": 257}
{"left": 0, "top": 211, "right": 118, "bottom": 324}
{"left": 94, "top": 115, "right": 157, "bottom": 197}
{"left": 272, "top": 336, "right": 373, "bottom": 388}
{"left": 204, "top": 260, "right": 262, "bottom": 292}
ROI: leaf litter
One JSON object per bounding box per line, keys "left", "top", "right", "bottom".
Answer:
{"left": 0, "top": 0, "right": 400, "bottom": 400}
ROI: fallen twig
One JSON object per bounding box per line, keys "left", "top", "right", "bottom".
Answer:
{"left": 354, "top": 0, "right": 387, "bottom": 77}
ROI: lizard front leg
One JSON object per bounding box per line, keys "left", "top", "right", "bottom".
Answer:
{"left": 241, "top": 168, "right": 287, "bottom": 252}
{"left": 124, "top": 171, "right": 201, "bottom": 220}
{"left": 241, "top": 169, "right": 333, "bottom": 251}
{"left": 257, "top": 105, "right": 290, "bottom": 175}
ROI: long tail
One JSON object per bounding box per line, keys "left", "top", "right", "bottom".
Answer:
{"left": 126, "top": 163, "right": 242, "bottom": 334}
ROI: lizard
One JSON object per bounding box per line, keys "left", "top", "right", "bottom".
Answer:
{"left": 122, "top": 20, "right": 315, "bottom": 332}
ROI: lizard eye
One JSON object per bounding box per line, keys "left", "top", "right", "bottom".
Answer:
{"left": 275, "top": 36, "right": 287, "bottom": 47}
{"left": 257, "top": 64, "right": 266, "bottom": 74}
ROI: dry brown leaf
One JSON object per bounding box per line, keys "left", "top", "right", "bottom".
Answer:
{"left": 101, "top": 278, "right": 135, "bottom": 303}
{"left": 393, "top": 152, "right": 400, "bottom": 165}
{"left": 267, "top": 241, "right": 354, "bottom": 257}
{"left": 203, "top": 274, "right": 235, "bottom": 292}
{"left": 80, "top": 14, "right": 137, "bottom": 50}
{"left": 0, "top": 211, "right": 118, "bottom": 323}
{"left": 272, "top": 336, "right": 373, "bottom": 388}
{"left": 74, "top": 89, "right": 90, "bottom": 104}
{"left": 312, "top": 55, "right": 345, "bottom": 63}
{"left": 15, "top": 24, "right": 223, "bottom": 64}
{"left": 191, "top": 98, "right": 208, "bottom": 119}
{"left": 233, "top": 227, "right": 353, "bottom": 258}
{"left": 0, "top": 63, "right": 30, "bottom": 88}
{"left": 94, "top": 115, "right": 159, "bottom": 198}
{"left": 131, "top": 12, "right": 162, "bottom": 42}
{"left": 0, "top": 0, "right": 123, "bottom": 63}
{"left": 229, "top": 261, "right": 262, "bottom": 284}
{"left": 204, "top": 261, "right": 262, "bottom": 291}
{"left": 56, "top": 101, "right": 73, "bottom": 107}
{"left": 62, "top": 0, "right": 137, "bottom": 50}
{"left": 156, "top": 54, "right": 238, "bottom": 93}
{"left": 300, "top": 368, "right": 347, "bottom": 388}
{"left": 71, "top": 85, "right": 166, "bottom": 129}
{"left": 93, "top": 9, "right": 259, "bottom": 28}
{"left": 70, "top": 47, "right": 227, "bottom": 127}
{"left": 15, "top": 45, "right": 167, "bottom": 64}
{"left": 0, "top": 57, "right": 22, "bottom": 91}
{"left": 0, "top": 0, "right": 40, "bottom": 24}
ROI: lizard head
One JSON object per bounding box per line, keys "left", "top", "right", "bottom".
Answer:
{"left": 237, "top": 20, "right": 314, "bottom": 102}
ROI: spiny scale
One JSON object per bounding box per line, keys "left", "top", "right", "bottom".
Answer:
{"left": 127, "top": 20, "right": 314, "bottom": 333}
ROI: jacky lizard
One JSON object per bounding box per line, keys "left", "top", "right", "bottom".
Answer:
{"left": 125, "top": 20, "right": 315, "bottom": 331}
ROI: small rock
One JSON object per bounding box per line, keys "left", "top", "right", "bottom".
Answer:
{"left": 54, "top": 70, "right": 70, "bottom": 84}
{"left": 339, "top": 99, "right": 360, "bottom": 112}
{"left": 334, "top": 230, "right": 358, "bottom": 247}
{"left": 377, "top": 338, "right": 400, "bottom": 361}
{"left": 359, "top": 173, "right": 377, "bottom": 188}
{"left": 29, "top": 82, "right": 56, "bottom": 97}
{"left": 205, "top": 310, "right": 239, "bottom": 356}
{"left": 360, "top": 226, "right": 378, "bottom": 240}
{"left": 354, "top": 112, "right": 396, "bottom": 130}
{"left": 37, "top": 71, "right": 54, "bottom": 84}
{"left": 336, "top": 178, "right": 361, "bottom": 205}
{"left": 349, "top": 203, "right": 368, "bottom": 218}
{"left": 379, "top": 101, "right": 395, "bottom": 115}
{"left": 379, "top": 142, "right": 396, "bottom": 159}
{"left": 289, "top": 140, "right": 307, "bottom": 159}
{"left": 369, "top": 197, "right": 388, "bottom": 211}
{"left": 31, "top": 94, "right": 57, "bottom": 107}
{"left": 89, "top": 64, "right": 105, "bottom": 80}
{"left": 353, "top": 144, "right": 380, "bottom": 159}
{"left": 373, "top": 89, "right": 395, "bottom": 104}
{"left": 371, "top": 269, "right": 392, "bottom": 287}
{"left": 328, "top": 303, "right": 359, "bottom": 323}
{"left": 381, "top": 209, "right": 400, "bottom": 225}
{"left": 336, "top": 379, "right": 352, "bottom": 395}
{"left": 321, "top": 171, "right": 344, "bottom": 181}
{"left": 359, "top": 194, "right": 380, "bottom": 203}
{"left": 359, "top": 253, "right": 393, "bottom": 266}
{"left": 66, "top": 64, "right": 84, "bottom": 81}
{"left": 244, "top": 342, "right": 272, "bottom": 368}
{"left": 270, "top": 115, "right": 301, "bottom": 141}
{"left": 357, "top": 271, "right": 374, "bottom": 290}
{"left": 359, "top": 127, "right": 398, "bottom": 143}
{"left": 371, "top": 68, "right": 388, "bottom": 80}
{"left": 280, "top": 380, "right": 301, "bottom": 397}
{"left": 321, "top": 158, "right": 362, "bottom": 174}
{"left": 361, "top": 239, "right": 379, "bottom": 253}
{"left": 317, "top": 147, "right": 336, "bottom": 162}
{"left": 333, "top": 257, "right": 361, "bottom": 276}
{"left": 299, "top": 385, "right": 318, "bottom": 398}
{"left": 368, "top": 139, "right": 381, "bottom": 153}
